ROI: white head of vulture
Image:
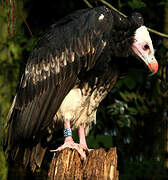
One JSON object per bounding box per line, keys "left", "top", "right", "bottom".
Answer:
{"left": 132, "top": 25, "right": 158, "bottom": 74}
{"left": 3, "top": 6, "right": 158, "bottom": 171}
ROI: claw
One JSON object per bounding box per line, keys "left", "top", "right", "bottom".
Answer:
{"left": 50, "top": 140, "right": 87, "bottom": 159}
{"left": 50, "top": 120, "right": 92, "bottom": 159}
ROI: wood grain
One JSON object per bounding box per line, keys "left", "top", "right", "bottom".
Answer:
{"left": 48, "top": 147, "right": 118, "bottom": 180}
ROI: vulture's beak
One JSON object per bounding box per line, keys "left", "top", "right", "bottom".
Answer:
{"left": 141, "top": 53, "right": 158, "bottom": 75}
{"left": 132, "top": 26, "right": 159, "bottom": 75}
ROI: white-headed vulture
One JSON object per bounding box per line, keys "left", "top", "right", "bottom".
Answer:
{"left": 3, "top": 6, "right": 158, "bottom": 171}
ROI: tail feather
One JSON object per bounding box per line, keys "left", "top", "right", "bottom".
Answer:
{"left": 29, "top": 143, "right": 47, "bottom": 171}
{"left": 23, "top": 148, "right": 31, "bottom": 168}
{"left": 4, "top": 95, "right": 48, "bottom": 171}
{"left": 6, "top": 142, "right": 47, "bottom": 172}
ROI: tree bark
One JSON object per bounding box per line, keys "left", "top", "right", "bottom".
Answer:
{"left": 48, "top": 147, "right": 118, "bottom": 180}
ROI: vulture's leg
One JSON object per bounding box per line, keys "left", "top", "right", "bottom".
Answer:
{"left": 51, "top": 119, "right": 87, "bottom": 159}
{"left": 78, "top": 125, "right": 88, "bottom": 150}
{"left": 78, "top": 125, "right": 93, "bottom": 152}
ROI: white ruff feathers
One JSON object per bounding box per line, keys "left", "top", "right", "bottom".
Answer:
{"left": 134, "top": 26, "right": 152, "bottom": 44}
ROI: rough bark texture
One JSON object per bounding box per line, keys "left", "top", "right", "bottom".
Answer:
{"left": 48, "top": 147, "right": 118, "bottom": 180}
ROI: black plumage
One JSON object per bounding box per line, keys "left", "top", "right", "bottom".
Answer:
{"left": 4, "top": 6, "right": 156, "bottom": 171}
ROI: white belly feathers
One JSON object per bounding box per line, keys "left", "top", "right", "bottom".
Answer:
{"left": 56, "top": 84, "right": 108, "bottom": 134}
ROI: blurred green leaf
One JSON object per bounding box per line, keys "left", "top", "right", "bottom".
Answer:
{"left": 87, "top": 135, "right": 113, "bottom": 148}
{"left": 128, "top": 0, "right": 146, "bottom": 9}
{"left": 0, "top": 150, "right": 7, "bottom": 180}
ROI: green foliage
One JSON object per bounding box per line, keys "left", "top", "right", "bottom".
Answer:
{"left": 0, "top": 3, "right": 20, "bottom": 180}
{"left": 0, "top": 150, "right": 7, "bottom": 180}
{"left": 120, "top": 158, "right": 167, "bottom": 180}
{"left": 159, "top": 0, "right": 168, "bottom": 8}
{"left": 0, "top": 1, "right": 37, "bottom": 130}
{"left": 0, "top": 2, "right": 37, "bottom": 179}
{"left": 107, "top": 99, "right": 137, "bottom": 128}
{"left": 128, "top": 0, "right": 146, "bottom": 9}
{"left": 87, "top": 134, "right": 113, "bottom": 149}
{"left": 116, "top": 69, "right": 145, "bottom": 90}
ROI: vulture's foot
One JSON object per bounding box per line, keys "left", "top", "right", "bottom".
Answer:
{"left": 51, "top": 120, "right": 92, "bottom": 159}
{"left": 51, "top": 136, "right": 88, "bottom": 159}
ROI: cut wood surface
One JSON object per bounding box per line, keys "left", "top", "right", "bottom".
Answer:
{"left": 48, "top": 147, "right": 118, "bottom": 180}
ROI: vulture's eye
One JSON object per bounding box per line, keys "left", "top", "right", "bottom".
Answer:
{"left": 144, "top": 44, "right": 149, "bottom": 50}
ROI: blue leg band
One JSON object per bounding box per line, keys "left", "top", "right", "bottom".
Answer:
{"left": 64, "top": 128, "right": 72, "bottom": 138}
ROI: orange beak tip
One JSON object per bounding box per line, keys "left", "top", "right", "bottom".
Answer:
{"left": 147, "top": 61, "right": 158, "bottom": 75}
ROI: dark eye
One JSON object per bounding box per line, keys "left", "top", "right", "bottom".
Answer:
{"left": 144, "top": 44, "right": 149, "bottom": 50}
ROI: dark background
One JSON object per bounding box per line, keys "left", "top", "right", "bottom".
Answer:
{"left": 0, "top": 0, "right": 168, "bottom": 179}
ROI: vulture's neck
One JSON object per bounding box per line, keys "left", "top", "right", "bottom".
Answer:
{"left": 108, "top": 27, "right": 134, "bottom": 58}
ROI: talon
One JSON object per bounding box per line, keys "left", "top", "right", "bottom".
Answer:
{"left": 51, "top": 120, "right": 92, "bottom": 159}
{"left": 51, "top": 141, "right": 87, "bottom": 159}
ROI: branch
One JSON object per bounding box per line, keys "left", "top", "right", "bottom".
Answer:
{"left": 83, "top": 0, "right": 168, "bottom": 39}
{"left": 83, "top": 0, "right": 93, "bottom": 8}
{"left": 100, "top": 0, "right": 126, "bottom": 18}
{"left": 19, "top": 9, "right": 33, "bottom": 37}
{"left": 147, "top": 27, "right": 168, "bottom": 38}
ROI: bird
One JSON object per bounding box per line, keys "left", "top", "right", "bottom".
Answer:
{"left": 3, "top": 6, "right": 158, "bottom": 171}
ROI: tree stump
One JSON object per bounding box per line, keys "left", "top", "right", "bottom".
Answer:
{"left": 48, "top": 147, "right": 118, "bottom": 180}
